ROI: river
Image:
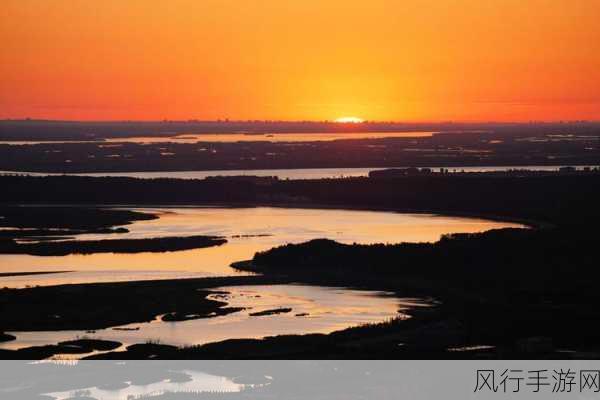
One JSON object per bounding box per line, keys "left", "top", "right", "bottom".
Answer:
{"left": 0, "top": 206, "right": 523, "bottom": 354}
{"left": 1, "top": 206, "right": 523, "bottom": 288}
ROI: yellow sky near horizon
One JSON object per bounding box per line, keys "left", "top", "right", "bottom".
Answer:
{"left": 1, "top": 0, "right": 600, "bottom": 121}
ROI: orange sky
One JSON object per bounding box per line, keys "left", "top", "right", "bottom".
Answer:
{"left": 1, "top": 0, "right": 599, "bottom": 122}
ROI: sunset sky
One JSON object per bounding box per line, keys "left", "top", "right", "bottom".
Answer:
{"left": 2, "top": 0, "right": 599, "bottom": 122}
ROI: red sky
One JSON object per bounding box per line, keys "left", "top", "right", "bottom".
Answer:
{"left": 2, "top": 0, "right": 600, "bottom": 121}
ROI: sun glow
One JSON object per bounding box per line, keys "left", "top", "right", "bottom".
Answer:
{"left": 2, "top": 1, "right": 600, "bottom": 121}
{"left": 334, "top": 117, "right": 364, "bottom": 123}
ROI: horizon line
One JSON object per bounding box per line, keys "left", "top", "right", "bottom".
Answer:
{"left": 1, "top": 118, "right": 599, "bottom": 125}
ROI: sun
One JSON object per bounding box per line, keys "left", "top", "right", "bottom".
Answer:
{"left": 334, "top": 116, "right": 364, "bottom": 123}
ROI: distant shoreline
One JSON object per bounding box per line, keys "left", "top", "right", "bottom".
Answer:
{"left": 3, "top": 201, "right": 542, "bottom": 230}
{"left": 0, "top": 271, "right": 71, "bottom": 278}
{"left": 0, "top": 234, "right": 226, "bottom": 256}
{"left": 1, "top": 201, "right": 538, "bottom": 237}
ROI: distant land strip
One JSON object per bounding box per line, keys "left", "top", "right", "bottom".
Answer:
{"left": 0, "top": 235, "right": 227, "bottom": 256}
{"left": 0, "top": 271, "right": 72, "bottom": 277}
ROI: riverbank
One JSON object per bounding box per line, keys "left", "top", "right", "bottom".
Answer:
{"left": 0, "top": 235, "right": 227, "bottom": 256}
{"left": 0, "top": 275, "right": 284, "bottom": 333}
{"left": 0, "top": 205, "right": 156, "bottom": 231}
{"left": 228, "top": 225, "right": 600, "bottom": 358}
{"left": 0, "top": 274, "right": 443, "bottom": 360}
{"left": 1, "top": 172, "right": 599, "bottom": 359}
{"left": 0, "top": 271, "right": 71, "bottom": 278}
{"left": 3, "top": 221, "right": 599, "bottom": 359}
{"left": 3, "top": 172, "right": 598, "bottom": 228}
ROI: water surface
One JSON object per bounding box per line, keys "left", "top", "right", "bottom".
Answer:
{"left": 2, "top": 165, "right": 596, "bottom": 180}
{"left": 0, "top": 207, "right": 524, "bottom": 288}
{"left": 0, "top": 284, "right": 424, "bottom": 352}
{"left": 106, "top": 131, "right": 435, "bottom": 143}
{"left": 0, "top": 131, "right": 434, "bottom": 145}
{"left": 0, "top": 207, "right": 520, "bottom": 354}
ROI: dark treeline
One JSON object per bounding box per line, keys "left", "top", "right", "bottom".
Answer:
{"left": 0, "top": 205, "right": 155, "bottom": 230}
{"left": 2, "top": 173, "right": 600, "bottom": 226}
{"left": 0, "top": 277, "right": 263, "bottom": 332}
{"left": 248, "top": 227, "right": 597, "bottom": 309}
{"left": 0, "top": 235, "right": 226, "bottom": 256}
{"left": 3, "top": 173, "right": 600, "bottom": 358}
{"left": 236, "top": 226, "right": 600, "bottom": 354}
{"left": 206, "top": 170, "right": 600, "bottom": 355}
